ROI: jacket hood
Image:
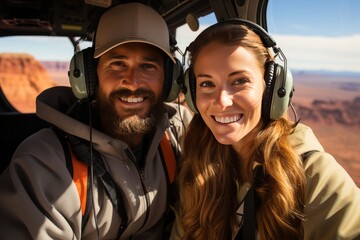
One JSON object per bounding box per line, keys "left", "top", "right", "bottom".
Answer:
{"left": 36, "top": 86, "right": 109, "bottom": 142}
{"left": 289, "top": 123, "right": 324, "bottom": 156}
{"left": 36, "top": 86, "right": 174, "bottom": 150}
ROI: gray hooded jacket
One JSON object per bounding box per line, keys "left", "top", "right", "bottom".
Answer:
{"left": 0, "top": 86, "right": 193, "bottom": 240}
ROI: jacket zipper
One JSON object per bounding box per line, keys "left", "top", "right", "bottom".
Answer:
{"left": 125, "top": 149, "right": 150, "bottom": 230}
{"left": 139, "top": 168, "right": 151, "bottom": 228}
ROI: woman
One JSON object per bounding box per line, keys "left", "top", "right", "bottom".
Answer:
{"left": 171, "top": 19, "right": 360, "bottom": 240}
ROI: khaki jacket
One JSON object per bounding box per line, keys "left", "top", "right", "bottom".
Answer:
{"left": 171, "top": 123, "right": 360, "bottom": 240}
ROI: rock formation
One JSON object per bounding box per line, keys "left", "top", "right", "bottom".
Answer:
{"left": 0, "top": 53, "right": 57, "bottom": 112}
{"left": 294, "top": 97, "right": 360, "bottom": 127}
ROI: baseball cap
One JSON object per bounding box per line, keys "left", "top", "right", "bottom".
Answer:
{"left": 94, "top": 2, "right": 176, "bottom": 63}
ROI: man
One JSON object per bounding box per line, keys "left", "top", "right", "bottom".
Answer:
{"left": 0, "top": 3, "right": 192, "bottom": 239}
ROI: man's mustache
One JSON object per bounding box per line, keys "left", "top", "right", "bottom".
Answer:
{"left": 109, "top": 88, "right": 154, "bottom": 100}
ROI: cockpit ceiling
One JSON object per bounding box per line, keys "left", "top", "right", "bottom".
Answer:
{"left": 0, "top": 0, "right": 213, "bottom": 37}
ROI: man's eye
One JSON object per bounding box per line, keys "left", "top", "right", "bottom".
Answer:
{"left": 141, "top": 63, "right": 156, "bottom": 70}
{"left": 110, "top": 61, "right": 126, "bottom": 67}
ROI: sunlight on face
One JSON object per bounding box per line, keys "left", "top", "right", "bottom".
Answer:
{"left": 96, "top": 42, "right": 165, "bottom": 136}
{"left": 194, "top": 42, "right": 265, "bottom": 146}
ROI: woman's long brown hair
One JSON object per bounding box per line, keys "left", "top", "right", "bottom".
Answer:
{"left": 176, "top": 23, "right": 306, "bottom": 240}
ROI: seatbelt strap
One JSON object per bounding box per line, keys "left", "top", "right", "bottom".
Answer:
{"left": 70, "top": 131, "right": 176, "bottom": 219}
{"left": 70, "top": 148, "right": 89, "bottom": 216}
{"left": 234, "top": 186, "right": 257, "bottom": 240}
{"left": 55, "top": 127, "right": 176, "bottom": 234}
{"left": 160, "top": 131, "right": 176, "bottom": 184}
{"left": 234, "top": 150, "right": 319, "bottom": 239}
{"left": 52, "top": 127, "right": 92, "bottom": 230}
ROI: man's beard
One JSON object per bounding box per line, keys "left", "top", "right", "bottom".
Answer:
{"left": 97, "top": 88, "right": 164, "bottom": 137}
{"left": 116, "top": 114, "right": 154, "bottom": 135}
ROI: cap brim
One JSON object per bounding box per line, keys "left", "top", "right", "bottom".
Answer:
{"left": 94, "top": 39, "right": 176, "bottom": 64}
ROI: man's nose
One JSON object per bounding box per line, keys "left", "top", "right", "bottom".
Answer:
{"left": 121, "top": 68, "right": 141, "bottom": 90}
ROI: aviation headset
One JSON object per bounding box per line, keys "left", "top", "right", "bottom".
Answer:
{"left": 183, "top": 19, "right": 294, "bottom": 121}
{"left": 68, "top": 8, "right": 183, "bottom": 102}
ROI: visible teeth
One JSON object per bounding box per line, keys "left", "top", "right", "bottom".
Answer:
{"left": 121, "top": 97, "right": 144, "bottom": 103}
{"left": 215, "top": 115, "right": 241, "bottom": 123}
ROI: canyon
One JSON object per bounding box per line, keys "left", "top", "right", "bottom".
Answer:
{"left": 0, "top": 53, "right": 359, "bottom": 186}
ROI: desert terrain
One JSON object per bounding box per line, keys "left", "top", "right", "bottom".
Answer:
{"left": 0, "top": 54, "right": 359, "bottom": 186}
{"left": 292, "top": 72, "right": 360, "bottom": 186}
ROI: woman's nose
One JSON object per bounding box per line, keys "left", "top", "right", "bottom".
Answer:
{"left": 216, "top": 89, "right": 233, "bottom": 109}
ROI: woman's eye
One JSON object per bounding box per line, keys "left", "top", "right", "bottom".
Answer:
{"left": 233, "top": 78, "right": 249, "bottom": 85}
{"left": 199, "top": 81, "right": 214, "bottom": 88}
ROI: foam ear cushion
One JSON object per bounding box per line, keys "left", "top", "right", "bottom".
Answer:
{"left": 183, "top": 67, "right": 198, "bottom": 113}
{"left": 262, "top": 61, "right": 276, "bottom": 120}
{"left": 69, "top": 47, "right": 97, "bottom": 100}
{"left": 164, "top": 57, "right": 182, "bottom": 102}
{"left": 163, "top": 57, "right": 173, "bottom": 101}
{"left": 82, "top": 48, "right": 98, "bottom": 99}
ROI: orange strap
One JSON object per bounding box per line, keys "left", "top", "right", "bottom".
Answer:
{"left": 160, "top": 131, "right": 176, "bottom": 183}
{"left": 71, "top": 132, "right": 176, "bottom": 216}
{"left": 70, "top": 148, "right": 88, "bottom": 216}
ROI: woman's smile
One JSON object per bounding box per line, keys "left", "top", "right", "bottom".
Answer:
{"left": 213, "top": 114, "right": 243, "bottom": 124}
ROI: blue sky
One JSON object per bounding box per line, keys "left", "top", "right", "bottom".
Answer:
{"left": 266, "top": 0, "right": 360, "bottom": 36}
{"left": 0, "top": 0, "right": 359, "bottom": 73}
{"left": 266, "top": 0, "right": 360, "bottom": 73}
{"left": 176, "top": 0, "right": 360, "bottom": 73}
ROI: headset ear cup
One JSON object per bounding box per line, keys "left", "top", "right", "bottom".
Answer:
{"left": 164, "top": 58, "right": 182, "bottom": 102}
{"left": 183, "top": 67, "right": 198, "bottom": 113}
{"left": 69, "top": 50, "right": 87, "bottom": 99}
{"left": 270, "top": 65, "right": 294, "bottom": 120}
{"left": 262, "top": 61, "right": 294, "bottom": 120}
{"left": 69, "top": 47, "right": 97, "bottom": 100}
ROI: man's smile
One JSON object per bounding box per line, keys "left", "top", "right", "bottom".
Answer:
{"left": 120, "top": 97, "right": 145, "bottom": 103}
